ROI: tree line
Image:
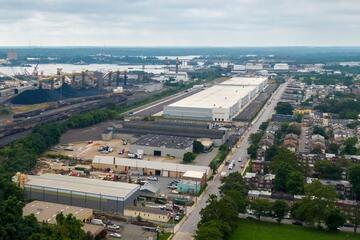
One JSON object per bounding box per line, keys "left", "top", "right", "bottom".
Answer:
{"left": 0, "top": 107, "right": 119, "bottom": 240}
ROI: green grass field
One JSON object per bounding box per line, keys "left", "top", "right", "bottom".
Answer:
{"left": 230, "top": 219, "right": 360, "bottom": 240}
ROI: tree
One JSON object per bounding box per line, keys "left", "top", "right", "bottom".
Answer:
{"left": 195, "top": 220, "right": 224, "bottom": 240}
{"left": 313, "top": 125, "right": 327, "bottom": 138}
{"left": 325, "top": 208, "right": 345, "bottom": 231}
{"left": 273, "top": 200, "right": 289, "bottom": 224}
{"left": 314, "top": 160, "right": 342, "bottom": 180}
{"left": 250, "top": 199, "right": 272, "bottom": 220}
{"left": 193, "top": 141, "right": 204, "bottom": 154}
{"left": 220, "top": 172, "right": 248, "bottom": 213}
{"left": 348, "top": 202, "right": 360, "bottom": 233}
{"left": 286, "top": 171, "right": 304, "bottom": 195}
{"left": 328, "top": 143, "right": 339, "bottom": 154}
{"left": 264, "top": 145, "right": 278, "bottom": 162}
{"left": 247, "top": 144, "right": 258, "bottom": 159}
{"left": 220, "top": 172, "right": 247, "bottom": 195}
{"left": 349, "top": 165, "right": 360, "bottom": 200}
{"left": 292, "top": 180, "right": 337, "bottom": 227}
{"left": 342, "top": 137, "right": 358, "bottom": 155}
{"left": 275, "top": 102, "right": 293, "bottom": 115}
{"left": 183, "top": 152, "right": 196, "bottom": 163}
{"left": 345, "top": 161, "right": 360, "bottom": 233}
{"left": 270, "top": 147, "right": 304, "bottom": 194}
{"left": 259, "top": 121, "right": 269, "bottom": 131}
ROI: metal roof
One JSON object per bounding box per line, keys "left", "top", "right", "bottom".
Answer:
{"left": 133, "top": 134, "right": 193, "bottom": 149}
{"left": 219, "top": 76, "right": 267, "bottom": 86}
{"left": 93, "top": 156, "right": 210, "bottom": 175}
{"left": 23, "top": 200, "right": 93, "bottom": 224}
{"left": 25, "top": 173, "right": 140, "bottom": 199}
{"left": 166, "top": 85, "right": 256, "bottom": 109}
{"left": 182, "top": 170, "right": 205, "bottom": 179}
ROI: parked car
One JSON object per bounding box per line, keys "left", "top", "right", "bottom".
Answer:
{"left": 107, "top": 224, "right": 120, "bottom": 231}
{"left": 109, "top": 232, "right": 122, "bottom": 238}
{"left": 147, "top": 176, "right": 158, "bottom": 181}
{"left": 91, "top": 219, "right": 105, "bottom": 226}
{"left": 168, "top": 184, "right": 177, "bottom": 189}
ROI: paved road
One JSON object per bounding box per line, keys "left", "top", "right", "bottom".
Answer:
{"left": 173, "top": 81, "right": 289, "bottom": 240}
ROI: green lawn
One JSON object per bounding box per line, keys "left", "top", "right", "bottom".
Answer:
{"left": 230, "top": 219, "right": 360, "bottom": 240}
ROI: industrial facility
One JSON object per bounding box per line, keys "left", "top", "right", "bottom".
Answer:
{"left": 21, "top": 173, "right": 140, "bottom": 214}
{"left": 163, "top": 76, "right": 268, "bottom": 121}
{"left": 128, "top": 134, "right": 194, "bottom": 158}
{"left": 92, "top": 156, "right": 210, "bottom": 179}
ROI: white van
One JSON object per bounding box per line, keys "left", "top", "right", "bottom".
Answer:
{"left": 91, "top": 218, "right": 105, "bottom": 226}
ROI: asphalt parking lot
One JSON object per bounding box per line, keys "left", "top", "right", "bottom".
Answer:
{"left": 133, "top": 176, "right": 181, "bottom": 195}
{"left": 107, "top": 222, "right": 156, "bottom": 240}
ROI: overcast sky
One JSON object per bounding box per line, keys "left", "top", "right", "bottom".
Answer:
{"left": 0, "top": 0, "right": 359, "bottom": 46}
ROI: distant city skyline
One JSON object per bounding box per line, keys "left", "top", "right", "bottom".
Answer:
{"left": 0, "top": 0, "right": 360, "bottom": 46}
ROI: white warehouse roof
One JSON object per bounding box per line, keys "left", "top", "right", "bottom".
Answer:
{"left": 25, "top": 173, "right": 139, "bottom": 199}
{"left": 182, "top": 170, "right": 205, "bottom": 179}
{"left": 166, "top": 85, "right": 256, "bottom": 109}
{"left": 93, "top": 156, "right": 211, "bottom": 175}
{"left": 219, "top": 76, "right": 268, "bottom": 86}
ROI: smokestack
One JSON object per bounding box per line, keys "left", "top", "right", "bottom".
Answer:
{"left": 116, "top": 70, "right": 120, "bottom": 86}
{"left": 108, "top": 71, "right": 112, "bottom": 86}
{"left": 81, "top": 71, "right": 85, "bottom": 88}
{"left": 124, "top": 71, "right": 127, "bottom": 86}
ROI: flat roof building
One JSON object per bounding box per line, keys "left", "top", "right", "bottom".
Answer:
{"left": 113, "top": 120, "right": 227, "bottom": 146}
{"left": 219, "top": 76, "right": 267, "bottom": 87}
{"left": 23, "top": 200, "right": 93, "bottom": 224}
{"left": 23, "top": 174, "right": 140, "bottom": 214}
{"left": 129, "top": 134, "right": 193, "bottom": 159}
{"left": 92, "top": 156, "right": 210, "bottom": 179}
{"left": 163, "top": 77, "right": 267, "bottom": 122}
{"left": 23, "top": 201, "right": 103, "bottom": 237}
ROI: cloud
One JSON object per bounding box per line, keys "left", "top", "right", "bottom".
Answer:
{"left": 0, "top": 0, "right": 359, "bottom": 46}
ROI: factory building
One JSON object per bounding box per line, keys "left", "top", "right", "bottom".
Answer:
{"left": 163, "top": 77, "right": 267, "bottom": 122}
{"left": 219, "top": 76, "right": 268, "bottom": 93}
{"left": 21, "top": 173, "right": 140, "bottom": 214}
{"left": 92, "top": 156, "right": 210, "bottom": 179}
{"left": 106, "top": 120, "right": 228, "bottom": 146}
{"left": 23, "top": 201, "right": 104, "bottom": 237}
{"left": 129, "top": 134, "right": 194, "bottom": 159}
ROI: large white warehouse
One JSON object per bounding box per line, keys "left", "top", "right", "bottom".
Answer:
{"left": 219, "top": 76, "right": 268, "bottom": 92}
{"left": 163, "top": 77, "right": 267, "bottom": 122}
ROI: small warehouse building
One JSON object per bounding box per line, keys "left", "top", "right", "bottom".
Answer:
{"left": 92, "top": 156, "right": 211, "bottom": 179}
{"left": 129, "top": 134, "right": 194, "bottom": 159}
{"left": 124, "top": 206, "right": 170, "bottom": 223}
{"left": 22, "top": 173, "right": 140, "bottom": 214}
{"left": 182, "top": 170, "right": 207, "bottom": 186}
{"left": 23, "top": 200, "right": 104, "bottom": 237}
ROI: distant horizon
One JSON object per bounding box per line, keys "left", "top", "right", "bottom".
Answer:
{"left": 1, "top": 46, "right": 360, "bottom": 49}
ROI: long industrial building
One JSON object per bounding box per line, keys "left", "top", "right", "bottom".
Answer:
{"left": 92, "top": 156, "right": 211, "bottom": 179}
{"left": 163, "top": 76, "right": 268, "bottom": 121}
{"left": 22, "top": 173, "right": 140, "bottom": 214}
